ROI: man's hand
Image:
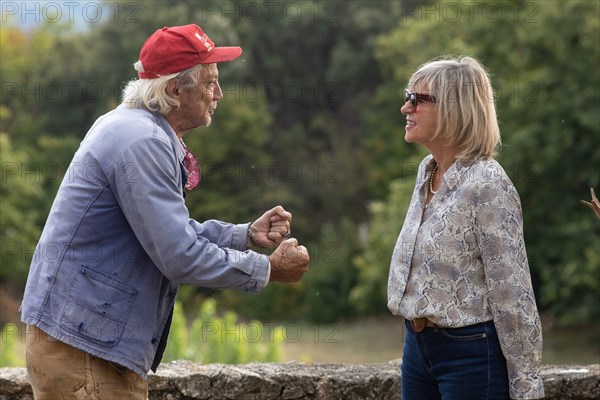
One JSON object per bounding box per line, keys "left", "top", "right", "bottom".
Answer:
{"left": 248, "top": 205, "right": 292, "bottom": 249}
{"left": 269, "top": 238, "right": 310, "bottom": 283}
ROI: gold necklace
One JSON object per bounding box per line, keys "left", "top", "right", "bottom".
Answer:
{"left": 429, "top": 163, "right": 438, "bottom": 195}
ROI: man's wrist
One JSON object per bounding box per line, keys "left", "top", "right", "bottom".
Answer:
{"left": 247, "top": 222, "right": 259, "bottom": 249}
{"left": 247, "top": 222, "right": 268, "bottom": 250}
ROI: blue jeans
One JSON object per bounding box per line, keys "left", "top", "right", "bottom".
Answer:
{"left": 401, "top": 320, "right": 509, "bottom": 400}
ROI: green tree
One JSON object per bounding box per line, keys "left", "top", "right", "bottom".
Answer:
{"left": 350, "top": 167, "right": 422, "bottom": 315}
{"left": 1, "top": 24, "right": 83, "bottom": 288}
{"left": 0, "top": 133, "right": 44, "bottom": 284}
{"left": 184, "top": 92, "right": 274, "bottom": 224}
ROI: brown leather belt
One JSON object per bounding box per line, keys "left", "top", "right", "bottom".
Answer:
{"left": 409, "top": 317, "right": 436, "bottom": 333}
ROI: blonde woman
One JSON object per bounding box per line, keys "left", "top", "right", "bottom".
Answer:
{"left": 388, "top": 56, "right": 544, "bottom": 400}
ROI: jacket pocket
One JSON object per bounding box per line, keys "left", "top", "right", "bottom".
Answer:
{"left": 60, "top": 266, "right": 138, "bottom": 347}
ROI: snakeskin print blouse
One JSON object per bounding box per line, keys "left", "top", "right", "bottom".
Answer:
{"left": 388, "top": 155, "right": 544, "bottom": 399}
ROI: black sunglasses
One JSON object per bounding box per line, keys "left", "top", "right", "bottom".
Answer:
{"left": 405, "top": 89, "right": 437, "bottom": 110}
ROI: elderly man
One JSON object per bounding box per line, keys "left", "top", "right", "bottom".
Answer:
{"left": 21, "top": 24, "right": 310, "bottom": 399}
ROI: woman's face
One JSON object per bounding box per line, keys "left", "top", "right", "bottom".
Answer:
{"left": 401, "top": 84, "right": 438, "bottom": 146}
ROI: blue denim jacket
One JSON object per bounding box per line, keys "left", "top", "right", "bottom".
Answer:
{"left": 20, "top": 105, "right": 270, "bottom": 378}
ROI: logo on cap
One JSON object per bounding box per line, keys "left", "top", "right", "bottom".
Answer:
{"left": 195, "top": 32, "right": 213, "bottom": 52}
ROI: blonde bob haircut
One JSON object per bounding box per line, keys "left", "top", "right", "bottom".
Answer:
{"left": 121, "top": 62, "right": 208, "bottom": 115}
{"left": 408, "top": 56, "right": 501, "bottom": 160}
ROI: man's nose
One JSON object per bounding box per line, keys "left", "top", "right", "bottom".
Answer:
{"left": 214, "top": 82, "right": 223, "bottom": 100}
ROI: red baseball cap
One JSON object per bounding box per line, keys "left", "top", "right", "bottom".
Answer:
{"left": 138, "top": 24, "right": 242, "bottom": 79}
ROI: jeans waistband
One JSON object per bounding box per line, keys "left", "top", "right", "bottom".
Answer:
{"left": 405, "top": 319, "right": 493, "bottom": 333}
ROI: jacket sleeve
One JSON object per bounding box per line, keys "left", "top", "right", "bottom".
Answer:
{"left": 109, "top": 136, "right": 269, "bottom": 292}
{"left": 476, "top": 175, "right": 545, "bottom": 399}
{"left": 187, "top": 219, "right": 250, "bottom": 251}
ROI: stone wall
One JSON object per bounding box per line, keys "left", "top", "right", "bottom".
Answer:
{"left": 1, "top": 361, "right": 599, "bottom": 400}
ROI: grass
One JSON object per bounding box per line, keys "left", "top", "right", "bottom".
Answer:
{"left": 540, "top": 316, "right": 600, "bottom": 365}
{"left": 282, "top": 316, "right": 405, "bottom": 364}
{"left": 281, "top": 315, "right": 600, "bottom": 365}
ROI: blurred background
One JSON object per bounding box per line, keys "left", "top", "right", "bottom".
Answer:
{"left": 1, "top": 0, "right": 599, "bottom": 367}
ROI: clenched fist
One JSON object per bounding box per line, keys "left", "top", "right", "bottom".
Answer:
{"left": 248, "top": 205, "right": 292, "bottom": 249}
{"left": 269, "top": 238, "right": 310, "bottom": 283}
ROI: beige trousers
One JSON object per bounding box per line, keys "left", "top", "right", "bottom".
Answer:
{"left": 25, "top": 325, "right": 148, "bottom": 400}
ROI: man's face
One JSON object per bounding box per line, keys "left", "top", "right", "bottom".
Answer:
{"left": 178, "top": 63, "right": 222, "bottom": 131}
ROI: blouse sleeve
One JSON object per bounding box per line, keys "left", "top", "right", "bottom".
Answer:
{"left": 476, "top": 172, "right": 545, "bottom": 399}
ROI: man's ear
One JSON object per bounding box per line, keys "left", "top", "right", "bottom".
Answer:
{"left": 166, "top": 78, "right": 180, "bottom": 98}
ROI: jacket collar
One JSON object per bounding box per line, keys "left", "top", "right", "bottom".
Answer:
{"left": 154, "top": 112, "right": 186, "bottom": 163}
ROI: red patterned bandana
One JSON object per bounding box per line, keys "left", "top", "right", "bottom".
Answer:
{"left": 182, "top": 142, "right": 200, "bottom": 190}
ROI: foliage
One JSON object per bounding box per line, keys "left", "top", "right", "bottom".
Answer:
{"left": 185, "top": 92, "right": 273, "bottom": 224}
{"left": 0, "top": 24, "right": 84, "bottom": 288}
{"left": 0, "top": 324, "right": 25, "bottom": 367}
{"left": 0, "top": 133, "right": 44, "bottom": 283}
{"left": 350, "top": 167, "right": 422, "bottom": 315}
{"left": 163, "top": 299, "right": 284, "bottom": 364}
{"left": 213, "top": 217, "right": 361, "bottom": 323}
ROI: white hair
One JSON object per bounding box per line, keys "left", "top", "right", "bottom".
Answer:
{"left": 121, "top": 62, "right": 207, "bottom": 115}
